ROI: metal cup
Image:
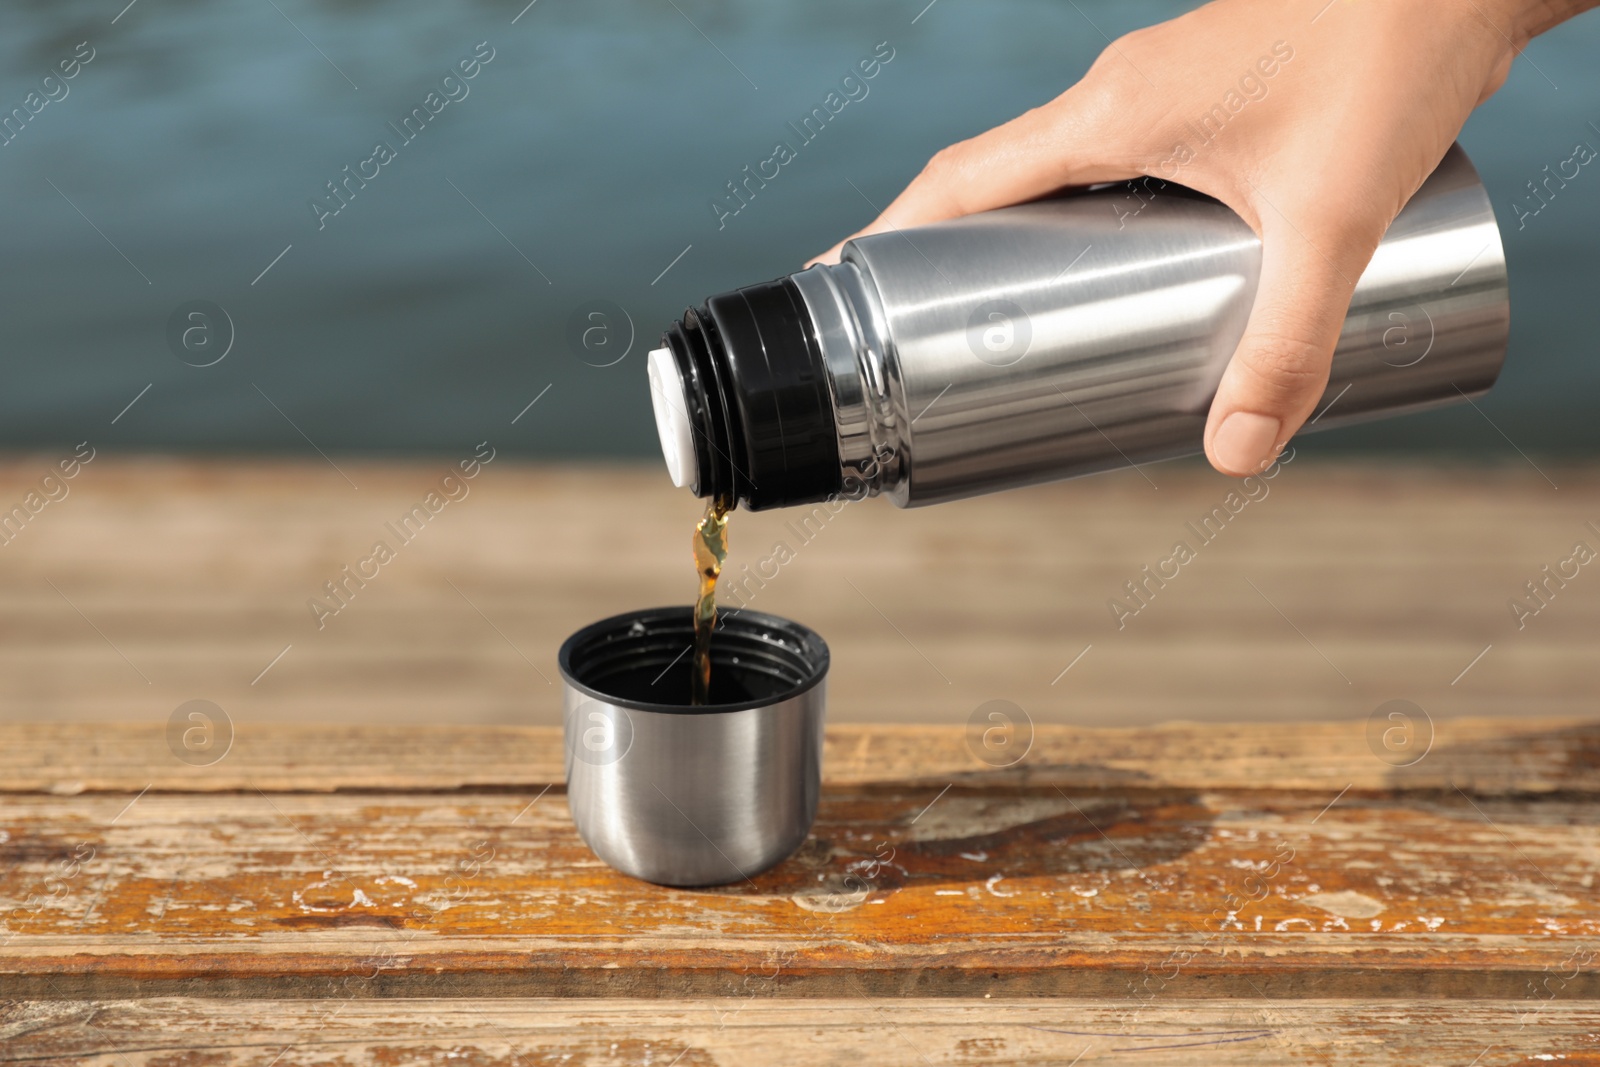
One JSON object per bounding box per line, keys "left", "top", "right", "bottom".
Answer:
{"left": 559, "top": 606, "right": 829, "bottom": 887}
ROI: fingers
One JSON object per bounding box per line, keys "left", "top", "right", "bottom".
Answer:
{"left": 807, "top": 89, "right": 1139, "bottom": 266}
{"left": 1204, "top": 217, "right": 1383, "bottom": 476}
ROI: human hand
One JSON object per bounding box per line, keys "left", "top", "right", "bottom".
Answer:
{"left": 810, "top": 0, "right": 1590, "bottom": 476}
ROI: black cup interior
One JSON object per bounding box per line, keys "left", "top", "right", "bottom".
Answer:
{"left": 559, "top": 606, "right": 828, "bottom": 713}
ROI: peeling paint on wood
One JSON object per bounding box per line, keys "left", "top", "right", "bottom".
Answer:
{"left": 1, "top": 699, "right": 1596, "bottom": 1067}
{"left": 2, "top": 742, "right": 1597, "bottom": 1000}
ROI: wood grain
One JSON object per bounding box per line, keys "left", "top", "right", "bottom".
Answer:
{"left": 1, "top": 717, "right": 1596, "bottom": 795}
{"left": 1, "top": 458, "right": 1597, "bottom": 1062}
{"left": 3, "top": 998, "right": 1597, "bottom": 1065}
{"left": 0, "top": 457, "right": 1594, "bottom": 729}
{"left": 3, "top": 766, "right": 1596, "bottom": 999}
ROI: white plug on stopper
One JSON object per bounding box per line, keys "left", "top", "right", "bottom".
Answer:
{"left": 647, "top": 347, "right": 696, "bottom": 490}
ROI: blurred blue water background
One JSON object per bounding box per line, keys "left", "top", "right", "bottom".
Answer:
{"left": 0, "top": 0, "right": 1595, "bottom": 460}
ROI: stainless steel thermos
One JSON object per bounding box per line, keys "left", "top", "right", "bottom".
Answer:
{"left": 647, "top": 143, "right": 1509, "bottom": 509}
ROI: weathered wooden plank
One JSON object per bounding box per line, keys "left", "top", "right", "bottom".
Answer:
{"left": 2, "top": 998, "right": 1597, "bottom": 1066}
{"left": 3, "top": 783, "right": 1595, "bottom": 999}
{"left": 0, "top": 457, "right": 1596, "bottom": 729}
{"left": 1, "top": 460, "right": 1595, "bottom": 1047}
{"left": 2, "top": 717, "right": 1595, "bottom": 795}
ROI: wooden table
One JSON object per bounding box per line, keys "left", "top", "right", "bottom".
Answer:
{"left": 1, "top": 458, "right": 1597, "bottom": 1063}
{"left": 0, "top": 456, "right": 1593, "bottom": 728}
{"left": 2, "top": 718, "right": 1598, "bottom": 1063}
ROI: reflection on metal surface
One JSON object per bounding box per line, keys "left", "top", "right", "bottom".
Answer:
{"left": 795, "top": 144, "right": 1509, "bottom": 507}
{"left": 560, "top": 606, "right": 828, "bottom": 887}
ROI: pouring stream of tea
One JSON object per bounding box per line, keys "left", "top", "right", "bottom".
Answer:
{"left": 691, "top": 499, "right": 730, "bottom": 705}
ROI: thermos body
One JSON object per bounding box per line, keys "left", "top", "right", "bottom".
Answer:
{"left": 649, "top": 143, "right": 1509, "bottom": 510}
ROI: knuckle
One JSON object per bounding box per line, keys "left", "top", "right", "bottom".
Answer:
{"left": 1109, "top": 25, "right": 1157, "bottom": 54}
{"left": 914, "top": 142, "right": 975, "bottom": 211}
{"left": 915, "top": 143, "right": 960, "bottom": 191}
{"left": 921, "top": 143, "right": 965, "bottom": 182}
{"left": 1082, "top": 43, "right": 1143, "bottom": 101}
{"left": 1061, "top": 39, "right": 1159, "bottom": 147}
{"left": 1238, "top": 330, "right": 1332, "bottom": 403}
{"left": 1096, "top": 28, "right": 1152, "bottom": 70}
{"left": 1060, "top": 75, "right": 1124, "bottom": 134}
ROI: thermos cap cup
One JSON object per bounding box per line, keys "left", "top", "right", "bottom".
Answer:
{"left": 559, "top": 606, "right": 829, "bottom": 887}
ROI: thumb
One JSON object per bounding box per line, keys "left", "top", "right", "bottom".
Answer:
{"left": 1204, "top": 220, "right": 1380, "bottom": 476}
